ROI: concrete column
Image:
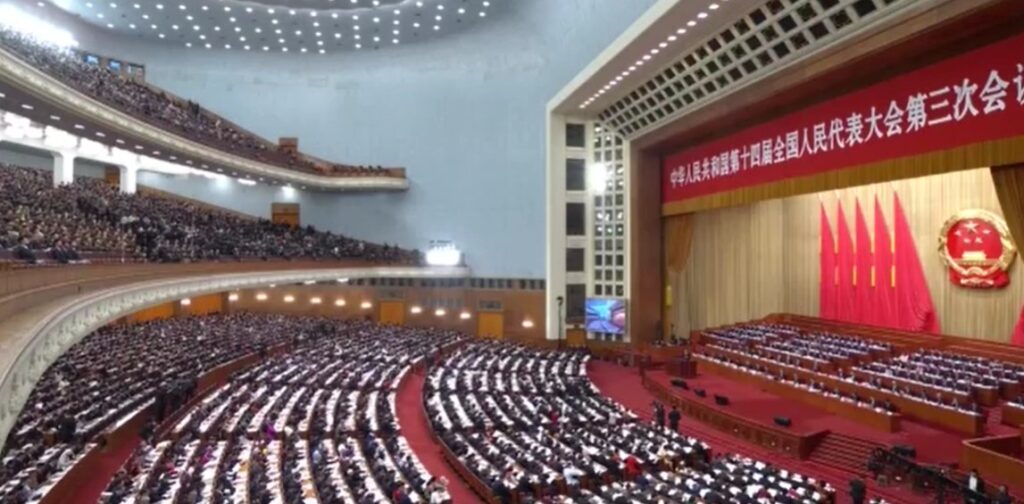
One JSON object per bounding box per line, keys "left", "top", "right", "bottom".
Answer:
{"left": 546, "top": 113, "right": 568, "bottom": 341}
{"left": 52, "top": 152, "right": 74, "bottom": 186}
{"left": 119, "top": 164, "right": 138, "bottom": 194}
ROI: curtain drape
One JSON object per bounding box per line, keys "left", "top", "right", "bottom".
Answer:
{"left": 991, "top": 164, "right": 1024, "bottom": 345}
{"left": 663, "top": 214, "right": 694, "bottom": 340}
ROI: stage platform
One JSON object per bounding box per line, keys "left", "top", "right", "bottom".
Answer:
{"left": 645, "top": 369, "right": 1001, "bottom": 465}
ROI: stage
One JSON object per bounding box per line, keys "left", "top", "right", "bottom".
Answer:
{"left": 644, "top": 368, "right": 1011, "bottom": 466}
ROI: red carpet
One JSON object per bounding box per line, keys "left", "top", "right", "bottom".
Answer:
{"left": 396, "top": 370, "right": 478, "bottom": 503}
{"left": 589, "top": 360, "right": 931, "bottom": 504}
{"left": 66, "top": 432, "right": 141, "bottom": 504}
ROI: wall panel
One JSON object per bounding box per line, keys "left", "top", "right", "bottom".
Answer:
{"left": 668, "top": 168, "right": 1024, "bottom": 342}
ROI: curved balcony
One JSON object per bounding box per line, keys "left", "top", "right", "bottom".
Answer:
{"left": 0, "top": 46, "right": 409, "bottom": 192}
{"left": 0, "top": 261, "right": 468, "bottom": 447}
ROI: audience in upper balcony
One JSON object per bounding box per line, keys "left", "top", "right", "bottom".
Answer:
{"left": 0, "top": 165, "right": 420, "bottom": 264}
{"left": 0, "top": 28, "right": 394, "bottom": 177}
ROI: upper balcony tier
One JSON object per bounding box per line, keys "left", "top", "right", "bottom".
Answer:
{"left": 0, "top": 30, "right": 408, "bottom": 192}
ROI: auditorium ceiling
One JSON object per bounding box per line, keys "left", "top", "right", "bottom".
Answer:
{"left": 42, "top": 0, "right": 504, "bottom": 53}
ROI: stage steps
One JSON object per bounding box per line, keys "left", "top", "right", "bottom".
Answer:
{"left": 808, "top": 432, "right": 886, "bottom": 474}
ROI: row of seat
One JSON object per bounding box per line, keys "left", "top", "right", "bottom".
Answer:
{"left": 426, "top": 341, "right": 838, "bottom": 503}
{"left": 0, "top": 164, "right": 419, "bottom": 264}
{"left": 101, "top": 322, "right": 463, "bottom": 504}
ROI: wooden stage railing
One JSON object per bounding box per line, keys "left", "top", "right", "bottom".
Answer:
{"left": 960, "top": 434, "right": 1024, "bottom": 493}
{"left": 640, "top": 370, "right": 827, "bottom": 459}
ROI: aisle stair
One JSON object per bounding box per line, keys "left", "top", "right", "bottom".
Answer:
{"left": 808, "top": 432, "right": 885, "bottom": 473}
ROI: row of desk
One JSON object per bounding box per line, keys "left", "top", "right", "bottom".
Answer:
{"left": 849, "top": 368, "right": 974, "bottom": 405}
{"left": 1002, "top": 402, "right": 1024, "bottom": 428}
{"left": 696, "top": 356, "right": 902, "bottom": 433}
{"left": 699, "top": 345, "right": 984, "bottom": 436}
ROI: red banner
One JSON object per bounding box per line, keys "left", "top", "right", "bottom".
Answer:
{"left": 663, "top": 32, "right": 1024, "bottom": 203}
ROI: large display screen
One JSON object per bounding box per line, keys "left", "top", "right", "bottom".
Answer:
{"left": 585, "top": 298, "right": 627, "bottom": 334}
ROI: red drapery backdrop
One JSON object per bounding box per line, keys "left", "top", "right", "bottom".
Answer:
{"left": 873, "top": 196, "right": 897, "bottom": 328}
{"left": 854, "top": 200, "right": 874, "bottom": 325}
{"left": 818, "top": 193, "right": 938, "bottom": 332}
{"left": 893, "top": 193, "right": 940, "bottom": 333}
{"left": 819, "top": 203, "right": 837, "bottom": 320}
{"left": 835, "top": 202, "right": 856, "bottom": 322}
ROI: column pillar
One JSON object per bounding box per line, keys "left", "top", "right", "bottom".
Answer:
{"left": 52, "top": 152, "right": 74, "bottom": 186}
{"left": 119, "top": 164, "right": 138, "bottom": 194}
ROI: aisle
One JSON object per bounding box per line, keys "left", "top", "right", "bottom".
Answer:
{"left": 396, "top": 371, "right": 478, "bottom": 503}
{"left": 67, "top": 433, "right": 140, "bottom": 504}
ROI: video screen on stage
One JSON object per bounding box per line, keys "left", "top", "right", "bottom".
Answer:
{"left": 585, "top": 298, "right": 627, "bottom": 334}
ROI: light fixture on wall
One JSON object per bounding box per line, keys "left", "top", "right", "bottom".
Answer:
{"left": 256, "top": 292, "right": 268, "bottom": 301}
{"left": 587, "top": 163, "right": 608, "bottom": 194}
{"left": 425, "top": 241, "right": 462, "bottom": 266}
{"left": 410, "top": 306, "right": 423, "bottom": 314}
{"left": 180, "top": 298, "right": 191, "bottom": 306}
{"left": 360, "top": 300, "right": 372, "bottom": 309}
{"left": 335, "top": 298, "right": 346, "bottom": 307}
{"left": 310, "top": 297, "right": 322, "bottom": 305}
{"left": 228, "top": 293, "right": 239, "bottom": 302}
{"left": 459, "top": 311, "right": 472, "bottom": 320}
{"left": 435, "top": 308, "right": 447, "bottom": 317}
{"left": 521, "top": 319, "right": 535, "bottom": 329}
{"left": 283, "top": 295, "right": 296, "bottom": 303}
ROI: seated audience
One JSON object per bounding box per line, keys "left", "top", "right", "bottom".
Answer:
{"left": 0, "top": 27, "right": 396, "bottom": 178}
{"left": 426, "top": 341, "right": 837, "bottom": 503}
{"left": 0, "top": 164, "right": 420, "bottom": 264}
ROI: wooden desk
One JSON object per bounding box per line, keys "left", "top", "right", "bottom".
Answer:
{"left": 697, "top": 357, "right": 901, "bottom": 433}
{"left": 641, "top": 373, "right": 822, "bottom": 459}
{"left": 758, "top": 347, "right": 835, "bottom": 373}
{"left": 850, "top": 368, "right": 973, "bottom": 405}
{"left": 1000, "top": 381, "right": 1022, "bottom": 401}
{"left": 699, "top": 346, "right": 984, "bottom": 436}
{"left": 666, "top": 358, "right": 698, "bottom": 378}
{"left": 1002, "top": 403, "right": 1024, "bottom": 428}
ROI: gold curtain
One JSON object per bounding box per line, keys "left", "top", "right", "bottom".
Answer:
{"left": 991, "top": 164, "right": 1024, "bottom": 258}
{"left": 662, "top": 214, "right": 694, "bottom": 339}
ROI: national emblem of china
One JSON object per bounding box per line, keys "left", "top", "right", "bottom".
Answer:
{"left": 938, "top": 210, "right": 1016, "bottom": 289}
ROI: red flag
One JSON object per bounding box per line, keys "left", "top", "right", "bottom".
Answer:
{"left": 1012, "top": 305, "right": 1024, "bottom": 347}
{"left": 854, "top": 200, "right": 873, "bottom": 325}
{"left": 819, "top": 203, "right": 838, "bottom": 320}
{"left": 835, "top": 201, "right": 856, "bottom": 322}
{"left": 873, "top": 196, "right": 897, "bottom": 328}
{"left": 893, "top": 193, "right": 940, "bottom": 333}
